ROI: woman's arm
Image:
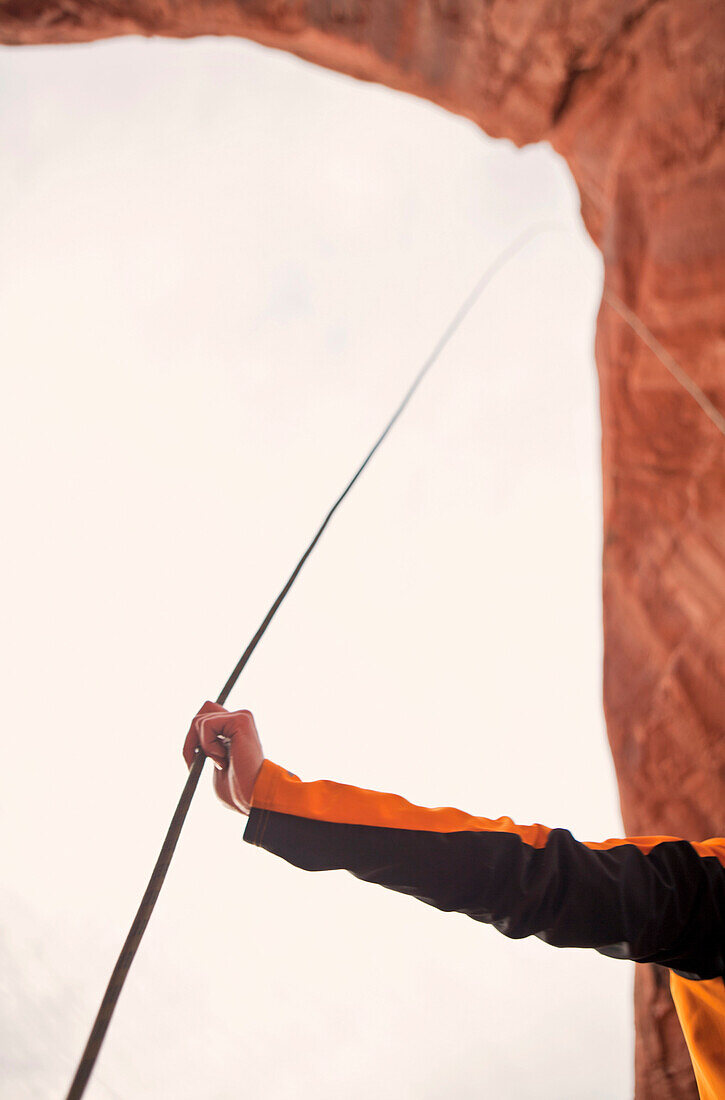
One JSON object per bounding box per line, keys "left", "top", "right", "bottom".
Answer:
{"left": 185, "top": 705, "right": 725, "bottom": 981}
{"left": 244, "top": 760, "right": 725, "bottom": 980}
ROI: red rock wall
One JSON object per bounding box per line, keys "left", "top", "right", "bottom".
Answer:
{"left": 3, "top": 2, "right": 723, "bottom": 1095}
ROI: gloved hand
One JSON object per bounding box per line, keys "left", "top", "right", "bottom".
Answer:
{"left": 183, "top": 702, "right": 264, "bottom": 815}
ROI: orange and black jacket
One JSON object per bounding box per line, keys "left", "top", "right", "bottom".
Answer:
{"left": 244, "top": 761, "right": 725, "bottom": 1099}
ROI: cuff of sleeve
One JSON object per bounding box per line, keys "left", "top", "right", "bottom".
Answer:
{"left": 243, "top": 760, "right": 291, "bottom": 847}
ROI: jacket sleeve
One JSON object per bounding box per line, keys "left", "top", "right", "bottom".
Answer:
{"left": 243, "top": 760, "right": 725, "bottom": 980}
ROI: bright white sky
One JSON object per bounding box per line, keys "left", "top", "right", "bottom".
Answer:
{"left": 0, "top": 34, "right": 631, "bottom": 1099}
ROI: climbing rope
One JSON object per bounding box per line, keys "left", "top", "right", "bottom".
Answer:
{"left": 63, "top": 222, "right": 560, "bottom": 1100}
{"left": 603, "top": 289, "right": 725, "bottom": 438}
{"left": 63, "top": 225, "right": 723, "bottom": 1099}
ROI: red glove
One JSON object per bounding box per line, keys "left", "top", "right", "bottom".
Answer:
{"left": 183, "top": 702, "right": 264, "bottom": 815}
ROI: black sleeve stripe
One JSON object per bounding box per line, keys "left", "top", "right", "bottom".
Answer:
{"left": 244, "top": 808, "right": 725, "bottom": 979}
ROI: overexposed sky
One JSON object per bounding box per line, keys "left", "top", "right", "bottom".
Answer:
{"left": 1, "top": 35, "right": 628, "bottom": 1098}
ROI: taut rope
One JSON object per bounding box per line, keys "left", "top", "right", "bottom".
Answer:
{"left": 64, "top": 225, "right": 723, "bottom": 1099}
{"left": 64, "top": 223, "right": 557, "bottom": 1100}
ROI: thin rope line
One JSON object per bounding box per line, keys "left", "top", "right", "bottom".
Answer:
{"left": 217, "top": 220, "right": 560, "bottom": 705}
{"left": 63, "top": 221, "right": 559, "bottom": 1100}
{"left": 62, "top": 227, "right": 723, "bottom": 1100}
{"left": 603, "top": 288, "right": 725, "bottom": 437}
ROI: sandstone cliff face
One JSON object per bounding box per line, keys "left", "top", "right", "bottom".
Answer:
{"left": 2, "top": 1, "right": 723, "bottom": 1095}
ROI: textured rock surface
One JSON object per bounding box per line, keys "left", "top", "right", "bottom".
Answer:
{"left": 2, "top": 1, "right": 723, "bottom": 1095}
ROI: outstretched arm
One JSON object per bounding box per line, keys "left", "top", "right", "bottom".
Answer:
{"left": 185, "top": 704, "right": 725, "bottom": 981}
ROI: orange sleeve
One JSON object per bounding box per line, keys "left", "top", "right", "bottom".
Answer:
{"left": 245, "top": 761, "right": 725, "bottom": 979}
